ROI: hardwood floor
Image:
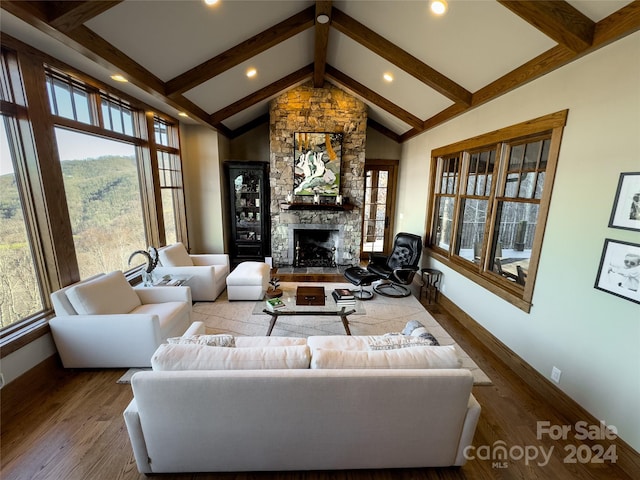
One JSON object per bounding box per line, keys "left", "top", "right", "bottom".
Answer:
{"left": 1, "top": 292, "right": 636, "bottom": 480}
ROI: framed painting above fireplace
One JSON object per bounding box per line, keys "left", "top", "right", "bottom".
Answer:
{"left": 293, "top": 132, "right": 342, "bottom": 196}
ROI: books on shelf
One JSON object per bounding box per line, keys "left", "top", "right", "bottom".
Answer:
{"left": 265, "top": 297, "right": 286, "bottom": 310}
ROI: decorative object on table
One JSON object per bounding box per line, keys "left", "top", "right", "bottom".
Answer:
{"left": 293, "top": 132, "right": 342, "bottom": 196}
{"left": 296, "top": 286, "right": 325, "bottom": 306}
{"left": 594, "top": 238, "right": 640, "bottom": 304}
{"left": 128, "top": 246, "right": 159, "bottom": 286}
{"left": 265, "top": 296, "right": 286, "bottom": 310}
{"left": 608, "top": 172, "right": 640, "bottom": 231}
{"left": 265, "top": 277, "right": 282, "bottom": 298}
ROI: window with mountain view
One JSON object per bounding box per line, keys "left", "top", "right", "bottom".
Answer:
{"left": 54, "top": 128, "right": 146, "bottom": 279}
{"left": 427, "top": 111, "right": 567, "bottom": 311}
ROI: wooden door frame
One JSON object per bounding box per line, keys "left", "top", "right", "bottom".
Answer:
{"left": 361, "top": 159, "right": 399, "bottom": 258}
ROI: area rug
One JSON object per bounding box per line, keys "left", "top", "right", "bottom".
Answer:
{"left": 117, "top": 367, "right": 151, "bottom": 384}
{"left": 193, "top": 282, "right": 492, "bottom": 385}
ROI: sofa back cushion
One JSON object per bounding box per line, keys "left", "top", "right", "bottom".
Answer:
{"left": 310, "top": 345, "right": 461, "bottom": 369}
{"left": 151, "top": 343, "right": 311, "bottom": 370}
{"left": 159, "top": 242, "right": 194, "bottom": 267}
{"left": 66, "top": 271, "right": 141, "bottom": 315}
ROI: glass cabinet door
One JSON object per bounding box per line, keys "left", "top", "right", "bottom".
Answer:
{"left": 233, "top": 171, "right": 262, "bottom": 246}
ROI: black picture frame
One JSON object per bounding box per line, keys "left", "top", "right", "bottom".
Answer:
{"left": 608, "top": 172, "right": 640, "bottom": 231}
{"left": 293, "top": 132, "right": 342, "bottom": 197}
{"left": 594, "top": 238, "right": 640, "bottom": 304}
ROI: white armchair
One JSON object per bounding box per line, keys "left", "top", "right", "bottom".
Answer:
{"left": 49, "top": 271, "right": 192, "bottom": 368}
{"left": 154, "top": 242, "right": 230, "bottom": 301}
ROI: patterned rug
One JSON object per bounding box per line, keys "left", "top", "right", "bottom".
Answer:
{"left": 192, "top": 282, "right": 492, "bottom": 385}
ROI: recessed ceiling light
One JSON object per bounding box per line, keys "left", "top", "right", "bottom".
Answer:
{"left": 430, "top": 0, "right": 448, "bottom": 15}
{"left": 178, "top": 112, "right": 189, "bottom": 118}
{"left": 204, "top": 0, "right": 219, "bottom": 5}
{"left": 383, "top": 73, "right": 394, "bottom": 82}
{"left": 246, "top": 68, "right": 257, "bottom": 78}
{"left": 110, "top": 74, "right": 128, "bottom": 83}
{"left": 316, "top": 14, "right": 330, "bottom": 24}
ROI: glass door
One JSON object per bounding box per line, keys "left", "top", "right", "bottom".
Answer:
{"left": 361, "top": 159, "right": 398, "bottom": 259}
{"left": 233, "top": 170, "right": 262, "bottom": 257}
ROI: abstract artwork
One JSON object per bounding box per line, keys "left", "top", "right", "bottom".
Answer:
{"left": 293, "top": 132, "right": 342, "bottom": 196}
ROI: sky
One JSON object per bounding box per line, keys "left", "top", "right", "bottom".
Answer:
{"left": 1, "top": 123, "right": 135, "bottom": 176}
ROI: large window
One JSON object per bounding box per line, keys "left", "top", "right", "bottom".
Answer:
{"left": 54, "top": 128, "right": 147, "bottom": 279}
{"left": 0, "top": 117, "right": 45, "bottom": 328}
{"left": 427, "top": 111, "right": 567, "bottom": 311}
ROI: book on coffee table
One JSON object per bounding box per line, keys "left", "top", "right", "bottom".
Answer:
{"left": 265, "top": 297, "right": 286, "bottom": 310}
{"left": 333, "top": 288, "right": 355, "bottom": 300}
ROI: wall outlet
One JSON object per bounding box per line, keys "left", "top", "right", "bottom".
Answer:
{"left": 551, "top": 366, "right": 561, "bottom": 383}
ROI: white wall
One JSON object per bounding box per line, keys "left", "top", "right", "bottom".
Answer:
{"left": 399, "top": 32, "right": 640, "bottom": 451}
{"left": 180, "top": 124, "right": 226, "bottom": 254}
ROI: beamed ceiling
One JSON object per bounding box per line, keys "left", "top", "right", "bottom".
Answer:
{"left": 1, "top": 0, "right": 639, "bottom": 142}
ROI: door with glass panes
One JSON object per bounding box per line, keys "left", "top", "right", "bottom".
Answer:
{"left": 361, "top": 159, "right": 398, "bottom": 260}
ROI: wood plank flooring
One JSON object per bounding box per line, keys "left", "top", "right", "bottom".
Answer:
{"left": 1, "top": 292, "right": 635, "bottom": 480}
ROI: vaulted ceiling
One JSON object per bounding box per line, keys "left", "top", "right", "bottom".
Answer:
{"left": 1, "top": 1, "right": 639, "bottom": 142}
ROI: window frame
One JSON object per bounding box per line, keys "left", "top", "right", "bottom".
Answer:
{"left": 425, "top": 111, "right": 567, "bottom": 312}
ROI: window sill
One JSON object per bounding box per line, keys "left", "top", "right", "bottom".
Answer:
{"left": 0, "top": 316, "right": 52, "bottom": 358}
{"left": 427, "top": 248, "right": 532, "bottom": 313}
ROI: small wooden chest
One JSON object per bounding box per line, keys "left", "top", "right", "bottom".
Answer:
{"left": 295, "top": 286, "right": 325, "bottom": 306}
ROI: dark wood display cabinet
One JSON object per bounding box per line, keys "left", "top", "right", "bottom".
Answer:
{"left": 225, "top": 161, "right": 271, "bottom": 266}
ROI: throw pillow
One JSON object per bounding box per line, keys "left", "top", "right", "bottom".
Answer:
{"left": 368, "top": 336, "right": 440, "bottom": 350}
{"left": 66, "top": 271, "right": 141, "bottom": 315}
{"left": 158, "top": 242, "right": 194, "bottom": 267}
{"left": 402, "top": 319, "right": 440, "bottom": 346}
{"left": 167, "top": 334, "right": 236, "bottom": 347}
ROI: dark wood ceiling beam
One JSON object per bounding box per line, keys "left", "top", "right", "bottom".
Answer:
{"left": 46, "top": 1, "right": 123, "bottom": 32}
{"left": 367, "top": 118, "right": 401, "bottom": 143}
{"left": 498, "top": 0, "right": 595, "bottom": 53}
{"left": 313, "top": 1, "right": 332, "bottom": 88}
{"left": 165, "top": 6, "right": 316, "bottom": 96}
{"left": 325, "top": 65, "right": 423, "bottom": 131}
{"left": 331, "top": 7, "right": 472, "bottom": 106}
{"left": 227, "top": 113, "right": 270, "bottom": 139}
{"left": 210, "top": 64, "right": 314, "bottom": 124}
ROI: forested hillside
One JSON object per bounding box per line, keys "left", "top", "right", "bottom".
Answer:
{"left": 1, "top": 155, "right": 145, "bottom": 327}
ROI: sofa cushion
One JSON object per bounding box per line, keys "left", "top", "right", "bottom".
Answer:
{"left": 151, "top": 344, "right": 311, "bottom": 370}
{"left": 66, "top": 271, "right": 141, "bottom": 315}
{"left": 159, "top": 242, "right": 194, "bottom": 267}
{"left": 168, "top": 334, "right": 236, "bottom": 347}
{"left": 310, "top": 345, "right": 461, "bottom": 369}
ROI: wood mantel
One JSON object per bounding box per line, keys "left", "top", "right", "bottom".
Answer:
{"left": 280, "top": 202, "right": 354, "bottom": 211}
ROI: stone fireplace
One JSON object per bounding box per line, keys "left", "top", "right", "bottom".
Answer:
{"left": 269, "top": 82, "right": 367, "bottom": 267}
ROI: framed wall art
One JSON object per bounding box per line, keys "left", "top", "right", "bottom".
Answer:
{"left": 608, "top": 172, "right": 640, "bottom": 231}
{"left": 594, "top": 238, "right": 640, "bottom": 304}
{"left": 293, "top": 132, "right": 342, "bottom": 196}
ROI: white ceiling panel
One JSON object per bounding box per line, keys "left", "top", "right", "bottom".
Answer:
{"left": 328, "top": 31, "right": 454, "bottom": 121}
{"left": 86, "top": 0, "right": 314, "bottom": 81}
{"left": 333, "top": 0, "right": 556, "bottom": 92}
{"left": 568, "top": 0, "right": 634, "bottom": 21}
{"left": 183, "top": 30, "right": 314, "bottom": 114}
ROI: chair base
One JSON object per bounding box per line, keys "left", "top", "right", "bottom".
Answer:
{"left": 373, "top": 280, "right": 412, "bottom": 298}
{"left": 353, "top": 287, "right": 374, "bottom": 300}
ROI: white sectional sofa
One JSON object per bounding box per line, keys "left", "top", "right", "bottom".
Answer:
{"left": 123, "top": 326, "right": 481, "bottom": 474}
{"left": 49, "top": 271, "right": 192, "bottom": 368}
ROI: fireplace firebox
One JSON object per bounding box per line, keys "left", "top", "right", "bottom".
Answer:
{"left": 294, "top": 229, "right": 338, "bottom": 267}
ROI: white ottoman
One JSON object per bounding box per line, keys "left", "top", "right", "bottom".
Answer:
{"left": 226, "top": 261, "right": 271, "bottom": 301}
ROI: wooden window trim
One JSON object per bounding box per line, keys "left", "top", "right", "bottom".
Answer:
{"left": 425, "top": 111, "right": 568, "bottom": 312}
